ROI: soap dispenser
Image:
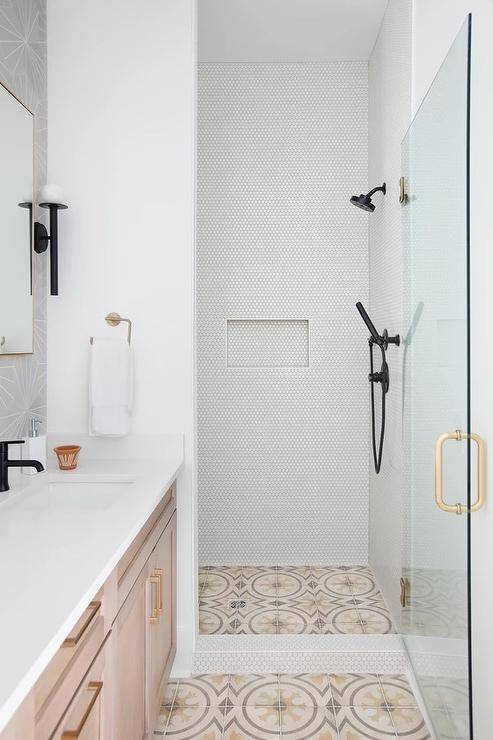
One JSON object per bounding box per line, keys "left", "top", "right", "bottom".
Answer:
{"left": 23, "top": 417, "right": 46, "bottom": 475}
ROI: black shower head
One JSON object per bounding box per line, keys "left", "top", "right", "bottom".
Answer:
{"left": 350, "top": 193, "right": 376, "bottom": 212}
{"left": 350, "top": 183, "right": 386, "bottom": 212}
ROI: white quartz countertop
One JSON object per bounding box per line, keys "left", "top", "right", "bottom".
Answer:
{"left": 0, "top": 453, "right": 183, "bottom": 732}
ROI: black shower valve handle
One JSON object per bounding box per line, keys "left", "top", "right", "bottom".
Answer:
{"left": 382, "top": 328, "right": 400, "bottom": 349}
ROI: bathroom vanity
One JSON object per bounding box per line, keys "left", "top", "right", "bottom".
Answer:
{"left": 0, "top": 453, "right": 182, "bottom": 740}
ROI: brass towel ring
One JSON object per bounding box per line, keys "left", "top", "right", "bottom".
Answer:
{"left": 90, "top": 312, "right": 132, "bottom": 345}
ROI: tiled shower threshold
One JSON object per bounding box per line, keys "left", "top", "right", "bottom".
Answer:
{"left": 193, "top": 633, "right": 407, "bottom": 674}
{"left": 195, "top": 565, "right": 409, "bottom": 701}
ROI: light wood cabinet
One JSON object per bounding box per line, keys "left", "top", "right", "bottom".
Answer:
{"left": 111, "top": 566, "right": 148, "bottom": 740}
{"left": 0, "top": 482, "right": 177, "bottom": 740}
{"left": 146, "top": 512, "right": 177, "bottom": 731}
{"left": 51, "top": 633, "right": 110, "bottom": 740}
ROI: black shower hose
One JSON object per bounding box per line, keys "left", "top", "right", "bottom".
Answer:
{"left": 369, "top": 340, "right": 388, "bottom": 474}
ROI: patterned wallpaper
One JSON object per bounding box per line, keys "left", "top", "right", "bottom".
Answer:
{"left": 197, "top": 62, "right": 369, "bottom": 565}
{"left": 0, "top": 0, "right": 47, "bottom": 438}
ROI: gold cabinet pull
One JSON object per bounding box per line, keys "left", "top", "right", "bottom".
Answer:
{"left": 62, "top": 601, "right": 101, "bottom": 647}
{"left": 150, "top": 573, "right": 160, "bottom": 624}
{"left": 435, "top": 429, "right": 486, "bottom": 514}
{"left": 154, "top": 568, "right": 164, "bottom": 615}
{"left": 150, "top": 568, "right": 164, "bottom": 622}
{"left": 62, "top": 681, "right": 103, "bottom": 738}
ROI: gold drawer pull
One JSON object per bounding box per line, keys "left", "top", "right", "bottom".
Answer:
{"left": 61, "top": 681, "right": 103, "bottom": 738}
{"left": 150, "top": 573, "right": 160, "bottom": 623}
{"left": 435, "top": 429, "right": 486, "bottom": 514}
{"left": 150, "top": 569, "right": 164, "bottom": 623}
{"left": 63, "top": 601, "right": 101, "bottom": 647}
{"left": 155, "top": 568, "right": 163, "bottom": 615}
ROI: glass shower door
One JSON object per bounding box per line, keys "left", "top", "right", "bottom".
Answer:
{"left": 401, "top": 16, "right": 479, "bottom": 739}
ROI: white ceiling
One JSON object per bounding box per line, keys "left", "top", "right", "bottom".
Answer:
{"left": 198, "top": 0, "right": 389, "bottom": 63}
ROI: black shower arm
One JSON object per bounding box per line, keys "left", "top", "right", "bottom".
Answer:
{"left": 366, "top": 184, "right": 386, "bottom": 198}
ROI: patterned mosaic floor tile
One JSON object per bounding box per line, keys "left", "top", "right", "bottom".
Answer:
{"left": 234, "top": 606, "right": 279, "bottom": 635}
{"left": 279, "top": 674, "right": 332, "bottom": 707}
{"left": 158, "top": 674, "right": 430, "bottom": 739}
{"left": 277, "top": 593, "right": 319, "bottom": 616}
{"left": 172, "top": 676, "right": 230, "bottom": 707}
{"left": 310, "top": 566, "right": 341, "bottom": 578}
{"left": 198, "top": 565, "right": 394, "bottom": 635}
{"left": 277, "top": 607, "right": 321, "bottom": 635}
{"left": 358, "top": 608, "right": 393, "bottom": 635}
{"left": 222, "top": 706, "right": 281, "bottom": 738}
{"left": 198, "top": 599, "right": 238, "bottom": 635}
{"left": 163, "top": 704, "right": 225, "bottom": 738}
{"left": 316, "top": 617, "right": 365, "bottom": 635}
{"left": 329, "top": 674, "right": 386, "bottom": 708}
{"left": 279, "top": 565, "right": 312, "bottom": 577}
{"left": 276, "top": 571, "right": 314, "bottom": 598}
{"left": 390, "top": 707, "right": 431, "bottom": 738}
{"left": 200, "top": 570, "right": 242, "bottom": 599}
{"left": 335, "top": 706, "right": 397, "bottom": 738}
{"left": 379, "top": 674, "right": 417, "bottom": 708}
{"left": 315, "top": 593, "right": 358, "bottom": 615}
{"left": 229, "top": 674, "right": 279, "bottom": 707}
{"left": 280, "top": 704, "right": 338, "bottom": 738}
{"left": 315, "top": 571, "right": 355, "bottom": 597}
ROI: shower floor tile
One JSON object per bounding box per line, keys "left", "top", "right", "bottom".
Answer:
{"left": 198, "top": 566, "right": 394, "bottom": 635}
{"left": 156, "top": 673, "right": 430, "bottom": 738}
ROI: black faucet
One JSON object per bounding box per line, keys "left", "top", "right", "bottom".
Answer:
{"left": 0, "top": 440, "right": 44, "bottom": 492}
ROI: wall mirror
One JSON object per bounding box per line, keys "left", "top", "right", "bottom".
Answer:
{"left": 0, "top": 81, "right": 34, "bottom": 355}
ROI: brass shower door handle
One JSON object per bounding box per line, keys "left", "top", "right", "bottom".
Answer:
{"left": 435, "top": 430, "right": 486, "bottom": 514}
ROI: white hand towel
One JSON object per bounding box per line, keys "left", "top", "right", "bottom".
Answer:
{"left": 89, "top": 337, "right": 133, "bottom": 436}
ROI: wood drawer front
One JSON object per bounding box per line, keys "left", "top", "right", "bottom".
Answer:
{"left": 50, "top": 634, "right": 109, "bottom": 740}
{"left": 34, "top": 566, "right": 117, "bottom": 722}
{"left": 34, "top": 615, "right": 105, "bottom": 739}
{"left": 117, "top": 483, "right": 175, "bottom": 607}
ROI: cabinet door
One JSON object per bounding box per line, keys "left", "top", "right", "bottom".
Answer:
{"left": 147, "top": 512, "right": 177, "bottom": 731}
{"left": 112, "top": 566, "right": 147, "bottom": 740}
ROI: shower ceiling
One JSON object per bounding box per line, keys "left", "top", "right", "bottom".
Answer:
{"left": 198, "top": 0, "right": 389, "bottom": 62}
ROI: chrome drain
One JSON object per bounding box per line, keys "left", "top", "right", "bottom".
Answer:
{"left": 230, "top": 600, "right": 246, "bottom": 609}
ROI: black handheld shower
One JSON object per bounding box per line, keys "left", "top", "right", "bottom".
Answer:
{"left": 356, "top": 302, "right": 382, "bottom": 345}
{"left": 356, "top": 302, "right": 400, "bottom": 474}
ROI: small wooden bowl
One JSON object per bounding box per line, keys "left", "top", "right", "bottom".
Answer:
{"left": 54, "top": 445, "right": 81, "bottom": 471}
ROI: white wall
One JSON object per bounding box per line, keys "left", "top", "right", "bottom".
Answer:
{"left": 412, "top": 2, "right": 493, "bottom": 736}
{"left": 47, "top": 0, "right": 196, "bottom": 672}
{"left": 198, "top": 0, "right": 387, "bottom": 62}
{"left": 197, "top": 62, "right": 370, "bottom": 566}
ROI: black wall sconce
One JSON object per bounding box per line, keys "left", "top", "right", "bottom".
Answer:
{"left": 18, "top": 186, "right": 68, "bottom": 296}
{"left": 34, "top": 201, "right": 68, "bottom": 296}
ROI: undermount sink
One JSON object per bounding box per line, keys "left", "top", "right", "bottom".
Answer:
{"left": 26, "top": 476, "right": 136, "bottom": 512}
